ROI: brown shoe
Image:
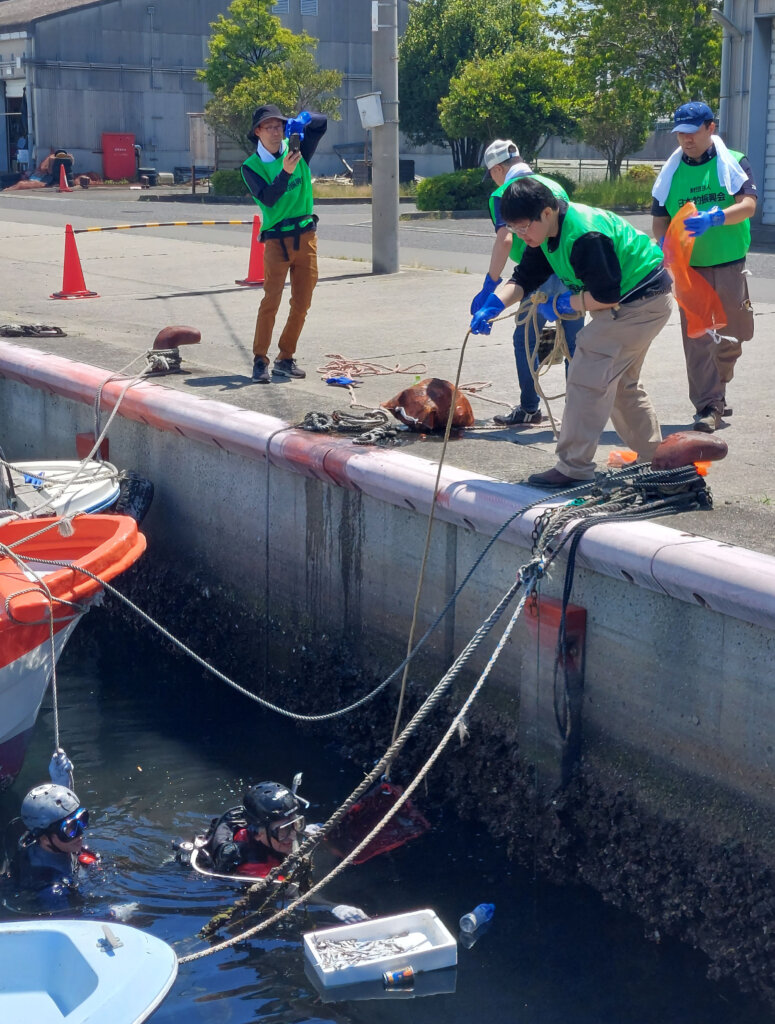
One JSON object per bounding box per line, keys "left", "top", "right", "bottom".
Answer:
{"left": 526, "top": 468, "right": 585, "bottom": 489}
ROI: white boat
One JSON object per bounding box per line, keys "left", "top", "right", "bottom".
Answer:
{"left": 0, "top": 514, "right": 146, "bottom": 789}
{"left": 0, "top": 919, "right": 177, "bottom": 1023}
{"left": 0, "top": 459, "right": 121, "bottom": 520}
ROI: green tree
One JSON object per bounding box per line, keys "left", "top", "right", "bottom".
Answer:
{"left": 399, "top": 0, "right": 543, "bottom": 169}
{"left": 439, "top": 45, "right": 579, "bottom": 165}
{"left": 199, "top": 0, "right": 342, "bottom": 154}
{"left": 580, "top": 80, "right": 658, "bottom": 179}
{"left": 555, "top": 0, "right": 722, "bottom": 112}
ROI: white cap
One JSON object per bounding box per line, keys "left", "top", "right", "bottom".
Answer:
{"left": 481, "top": 139, "right": 520, "bottom": 180}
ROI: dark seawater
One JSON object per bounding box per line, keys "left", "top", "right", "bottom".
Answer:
{"left": 1, "top": 628, "right": 771, "bottom": 1024}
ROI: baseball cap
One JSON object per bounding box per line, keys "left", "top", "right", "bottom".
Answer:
{"left": 248, "top": 104, "right": 288, "bottom": 140}
{"left": 672, "top": 101, "right": 715, "bottom": 133}
{"left": 481, "top": 139, "right": 520, "bottom": 181}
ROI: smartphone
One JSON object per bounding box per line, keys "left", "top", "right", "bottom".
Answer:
{"left": 289, "top": 132, "right": 301, "bottom": 153}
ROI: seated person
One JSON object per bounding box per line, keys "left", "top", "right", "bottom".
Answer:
{"left": 4, "top": 782, "right": 98, "bottom": 912}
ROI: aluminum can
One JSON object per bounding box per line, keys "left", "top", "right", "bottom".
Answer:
{"left": 383, "top": 966, "right": 414, "bottom": 987}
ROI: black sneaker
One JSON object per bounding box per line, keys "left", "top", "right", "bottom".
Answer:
{"left": 273, "top": 358, "right": 306, "bottom": 379}
{"left": 252, "top": 356, "right": 271, "bottom": 383}
{"left": 493, "top": 405, "right": 543, "bottom": 426}
{"left": 692, "top": 405, "right": 721, "bottom": 433}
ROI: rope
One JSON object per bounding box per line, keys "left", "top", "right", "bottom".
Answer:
{"left": 317, "top": 354, "right": 427, "bottom": 379}
{"left": 300, "top": 408, "right": 400, "bottom": 446}
{"left": 181, "top": 573, "right": 540, "bottom": 962}
{"left": 510, "top": 292, "right": 580, "bottom": 439}
{"left": 389, "top": 330, "right": 472, "bottom": 752}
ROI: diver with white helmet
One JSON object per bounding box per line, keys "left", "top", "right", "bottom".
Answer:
{"left": 3, "top": 780, "right": 98, "bottom": 911}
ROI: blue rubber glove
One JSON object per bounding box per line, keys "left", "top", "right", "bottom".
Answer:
{"left": 286, "top": 111, "right": 312, "bottom": 140}
{"left": 470, "top": 274, "right": 502, "bottom": 315}
{"left": 685, "top": 206, "right": 725, "bottom": 238}
{"left": 470, "top": 293, "right": 505, "bottom": 335}
{"left": 537, "top": 290, "right": 575, "bottom": 320}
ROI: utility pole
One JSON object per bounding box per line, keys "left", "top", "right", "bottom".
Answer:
{"left": 371, "top": 0, "right": 399, "bottom": 274}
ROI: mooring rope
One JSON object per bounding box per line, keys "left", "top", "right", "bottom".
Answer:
{"left": 179, "top": 575, "right": 540, "bottom": 963}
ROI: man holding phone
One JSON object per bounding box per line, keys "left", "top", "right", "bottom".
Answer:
{"left": 241, "top": 104, "right": 327, "bottom": 382}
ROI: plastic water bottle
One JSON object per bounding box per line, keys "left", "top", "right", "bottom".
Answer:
{"left": 459, "top": 902, "right": 495, "bottom": 934}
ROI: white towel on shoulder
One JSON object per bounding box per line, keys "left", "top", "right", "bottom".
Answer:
{"left": 652, "top": 135, "right": 747, "bottom": 205}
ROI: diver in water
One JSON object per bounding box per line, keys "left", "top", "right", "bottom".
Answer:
{"left": 186, "top": 779, "right": 367, "bottom": 923}
{"left": 206, "top": 780, "right": 307, "bottom": 876}
{"left": 3, "top": 782, "right": 98, "bottom": 912}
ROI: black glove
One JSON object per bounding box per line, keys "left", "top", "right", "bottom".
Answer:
{"left": 213, "top": 841, "right": 241, "bottom": 872}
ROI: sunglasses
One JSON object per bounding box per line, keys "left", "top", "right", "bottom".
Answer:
{"left": 269, "top": 816, "right": 305, "bottom": 843}
{"left": 52, "top": 807, "right": 89, "bottom": 841}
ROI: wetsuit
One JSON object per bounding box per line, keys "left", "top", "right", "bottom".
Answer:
{"left": 206, "top": 807, "right": 283, "bottom": 877}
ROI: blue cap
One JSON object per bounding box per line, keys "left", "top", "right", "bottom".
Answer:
{"left": 672, "top": 101, "right": 715, "bottom": 133}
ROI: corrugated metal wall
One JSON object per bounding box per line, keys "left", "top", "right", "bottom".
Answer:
{"left": 28, "top": 0, "right": 415, "bottom": 178}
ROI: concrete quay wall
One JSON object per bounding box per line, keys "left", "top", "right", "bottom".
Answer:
{"left": 2, "top": 341, "right": 775, "bottom": 835}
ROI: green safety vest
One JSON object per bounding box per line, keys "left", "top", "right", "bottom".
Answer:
{"left": 542, "top": 202, "right": 663, "bottom": 298}
{"left": 488, "top": 173, "right": 570, "bottom": 263}
{"left": 664, "top": 150, "right": 750, "bottom": 267}
{"left": 241, "top": 143, "right": 315, "bottom": 235}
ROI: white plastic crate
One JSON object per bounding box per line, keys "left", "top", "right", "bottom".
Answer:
{"left": 303, "top": 909, "right": 457, "bottom": 988}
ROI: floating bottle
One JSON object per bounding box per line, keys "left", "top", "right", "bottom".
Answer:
{"left": 459, "top": 902, "right": 495, "bottom": 934}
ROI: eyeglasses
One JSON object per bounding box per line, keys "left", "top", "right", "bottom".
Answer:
{"left": 269, "top": 816, "right": 305, "bottom": 843}
{"left": 53, "top": 807, "right": 89, "bottom": 841}
{"left": 511, "top": 220, "right": 537, "bottom": 237}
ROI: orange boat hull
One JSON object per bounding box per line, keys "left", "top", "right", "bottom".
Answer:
{"left": 0, "top": 514, "right": 146, "bottom": 787}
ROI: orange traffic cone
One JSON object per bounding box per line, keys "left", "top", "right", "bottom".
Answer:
{"left": 57, "top": 162, "right": 72, "bottom": 193}
{"left": 51, "top": 224, "right": 99, "bottom": 299}
{"left": 235, "top": 215, "right": 265, "bottom": 286}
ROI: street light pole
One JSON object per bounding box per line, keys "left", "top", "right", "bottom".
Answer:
{"left": 371, "top": 0, "right": 399, "bottom": 274}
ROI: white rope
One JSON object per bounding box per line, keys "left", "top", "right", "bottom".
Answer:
{"left": 177, "top": 577, "right": 536, "bottom": 965}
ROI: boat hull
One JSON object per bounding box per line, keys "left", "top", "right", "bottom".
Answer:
{"left": 0, "top": 920, "right": 177, "bottom": 1023}
{"left": 0, "top": 514, "right": 146, "bottom": 787}
{"left": 1, "top": 460, "right": 121, "bottom": 519}
{"left": 0, "top": 621, "right": 82, "bottom": 790}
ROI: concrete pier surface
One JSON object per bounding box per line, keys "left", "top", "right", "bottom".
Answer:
{"left": 1, "top": 185, "right": 774, "bottom": 554}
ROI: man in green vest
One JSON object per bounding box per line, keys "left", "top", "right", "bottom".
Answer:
{"left": 470, "top": 176, "right": 672, "bottom": 488}
{"left": 472, "top": 139, "right": 582, "bottom": 427}
{"left": 242, "top": 104, "right": 327, "bottom": 383}
{"left": 651, "top": 101, "right": 757, "bottom": 432}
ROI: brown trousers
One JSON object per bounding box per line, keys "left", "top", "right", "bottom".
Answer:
{"left": 555, "top": 291, "right": 672, "bottom": 480}
{"left": 252, "top": 231, "right": 318, "bottom": 361}
{"left": 679, "top": 261, "right": 753, "bottom": 415}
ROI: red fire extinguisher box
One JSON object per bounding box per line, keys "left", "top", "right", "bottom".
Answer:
{"left": 101, "top": 133, "right": 136, "bottom": 181}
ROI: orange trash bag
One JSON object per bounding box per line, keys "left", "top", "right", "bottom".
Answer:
{"left": 662, "top": 202, "right": 727, "bottom": 339}
{"left": 382, "top": 377, "right": 474, "bottom": 432}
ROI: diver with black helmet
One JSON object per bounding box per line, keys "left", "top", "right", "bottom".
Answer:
{"left": 183, "top": 777, "right": 367, "bottom": 923}
{"left": 207, "top": 780, "right": 308, "bottom": 876}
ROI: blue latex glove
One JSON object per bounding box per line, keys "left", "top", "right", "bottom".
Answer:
{"left": 685, "top": 206, "right": 725, "bottom": 238}
{"left": 470, "top": 293, "right": 505, "bottom": 335}
{"left": 470, "top": 274, "right": 502, "bottom": 315}
{"left": 325, "top": 375, "right": 361, "bottom": 387}
{"left": 537, "top": 290, "right": 575, "bottom": 320}
{"left": 49, "top": 747, "right": 74, "bottom": 786}
{"left": 286, "top": 111, "right": 312, "bottom": 140}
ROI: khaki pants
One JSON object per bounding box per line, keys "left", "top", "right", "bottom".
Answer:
{"left": 252, "top": 231, "right": 318, "bottom": 361}
{"left": 555, "top": 291, "right": 672, "bottom": 480}
{"left": 679, "top": 261, "right": 753, "bottom": 415}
